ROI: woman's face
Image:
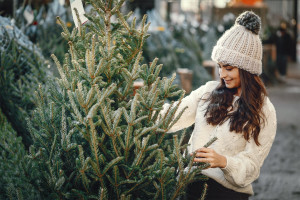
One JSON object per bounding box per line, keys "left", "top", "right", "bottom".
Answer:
{"left": 218, "top": 63, "right": 241, "bottom": 96}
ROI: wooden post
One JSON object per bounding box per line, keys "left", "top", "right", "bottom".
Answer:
{"left": 133, "top": 81, "right": 144, "bottom": 96}
{"left": 203, "top": 60, "right": 217, "bottom": 80}
{"left": 177, "top": 68, "right": 193, "bottom": 94}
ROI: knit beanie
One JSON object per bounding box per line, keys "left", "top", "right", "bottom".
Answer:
{"left": 211, "top": 11, "right": 263, "bottom": 75}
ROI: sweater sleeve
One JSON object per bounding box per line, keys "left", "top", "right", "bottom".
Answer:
{"left": 221, "top": 99, "right": 277, "bottom": 187}
{"left": 160, "top": 81, "right": 219, "bottom": 133}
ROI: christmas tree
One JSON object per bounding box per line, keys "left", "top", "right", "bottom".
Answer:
{"left": 0, "top": 16, "right": 48, "bottom": 149}
{"left": 26, "top": 0, "right": 214, "bottom": 199}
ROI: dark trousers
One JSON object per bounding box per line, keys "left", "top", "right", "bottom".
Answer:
{"left": 276, "top": 54, "right": 288, "bottom": 76}
{"left": 185, "top": 179, "right": 249, "bottom": 200}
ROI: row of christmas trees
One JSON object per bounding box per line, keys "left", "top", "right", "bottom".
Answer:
{"left": 0, "top": 0, "right": 216, "bottom": 199}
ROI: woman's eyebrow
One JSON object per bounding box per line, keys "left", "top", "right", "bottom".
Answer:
{"left": 218, "top": 63, "right": 232, "bottom": 67}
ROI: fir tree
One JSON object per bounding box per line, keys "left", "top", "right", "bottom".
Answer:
{"left": 0, "top": 108, "right": 40, "bottom": 200}
{"left": 27, "top": 0, "right": 215, "bottom": 199}
{"left": 0, "top": 16, "right": 48, "bottom": 149}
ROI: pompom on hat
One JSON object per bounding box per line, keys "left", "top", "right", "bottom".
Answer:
{"left": 211, "top": 11, "right": 263, "bottom": 75}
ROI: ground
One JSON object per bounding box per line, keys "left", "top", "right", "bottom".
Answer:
{"left": 250, "top": 62, "right": 300, "bottom": 200}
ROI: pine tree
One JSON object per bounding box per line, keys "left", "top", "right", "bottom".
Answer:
{"left": 0, "top": 16, "right": 48, "bottom": 149}
{"left": 27, "top": 0, "right": 215, "bottom": 199}
{"left": 0, "top": 108, "right": 40, "bottom": 200}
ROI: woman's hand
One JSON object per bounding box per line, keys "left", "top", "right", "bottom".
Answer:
{"left": 192, "top": 148, "right": 227, "bottom": 168}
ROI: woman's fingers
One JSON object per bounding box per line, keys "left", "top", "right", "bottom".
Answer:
{"left": 194, "top": 152, "right": 209, "bottom": 158}
{"left": 193, "top": 157, "right": 212, "bottom": 163}
{"left": 191, "top": 147, "right": 227, "bottom": 168}
{"left": 195, "top": 147, "right": 212, "bottom": 153}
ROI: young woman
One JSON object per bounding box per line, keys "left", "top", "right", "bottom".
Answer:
{"left": 161, "top": 11, "right": 277, "bottom": 200}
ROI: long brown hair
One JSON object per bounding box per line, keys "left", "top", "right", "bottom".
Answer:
{"left": 204, "top": 69, "right": 267, "bottom": 146}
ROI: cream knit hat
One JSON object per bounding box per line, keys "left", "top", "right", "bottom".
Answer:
{"left": 211, "top": 11, "right": 263, "bottom": 75}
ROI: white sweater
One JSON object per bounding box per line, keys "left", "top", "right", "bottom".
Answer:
{"left": 163, "top": 81, "right": 277, "bottom": 195}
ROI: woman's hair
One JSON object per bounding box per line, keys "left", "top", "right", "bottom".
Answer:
{"left": 204, "top": 68, "right": 267, "bottom": 146}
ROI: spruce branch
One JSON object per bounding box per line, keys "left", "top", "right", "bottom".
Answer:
{"left": 49, "top": 133, "right": 58, "bottom": 162}
{"left": 75, "top": 82, "right": 85, "bottom": 109}
{"left": 98, "top": 187, "right": 108, "bottom": 200}
{"left": 74, "top": 8, "right": 83, "bottom": 37}
{"left": 51, "top": 54, "right": 71, "bottom": 90}
{"left": 203, "top": 137, "right": 218, "bottom": 148}
{"left": 67, "top": 90, "right": 83, "bottom": 123}
{"left": 112, "top": 0, "right": 126, "bottom": 13}
{"left": 68, "top": 41, "right": 78, "bottom": 62}
{"left": 116, "top": 11, "right": 131, "bottom": 33}
{"left": 94, "top": 58, "right": 106, "bottom": 77}
{"left": 200, "top": 183, "right": 208, "bottom": 200}
{"left": 88, "top": 118, "right": 100, "bottom": 168}
{"left": 77, "top": 145, "right": 91, "bottom": 191}
{"left": 56, "top": 16, "right": 70, "bottom": 39}
{"left": 85, "top": 85, "right": 96, "bottom": 109}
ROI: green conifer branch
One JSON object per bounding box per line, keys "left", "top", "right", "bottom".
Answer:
{"left": 124, "top": 124, "right": 133, "bottom": 162}
{"left": 70, "top": 28, "right": 78, "bottom": 40}
{"left": 85, "top": 49, "right": 93, "bottom": 78}
{"left": 173, "top": 135, "right": 183, "bottom": 172}
{"left": 140, "top": 15, "right": 147, "bottom": 32}
{"left": 111, "top": 0, "right": 125, "bottom": 14}
{"left": 135, "top": 125, "right": 158, "bottom": 139}
{"left": 204, "top": 137, "right": 218, "bottom": 148}
{"left": 150, "top": 58, "right": 159, "bottom": 73}
{"left": 142, "top": 149, "right": 159, "bottom": 169}
{"left": 51, "top": 54, "right": 71, "bottom": 90}
{"left": 88, "top": 0, "right": 105, "bottom": 12}
{"left": 168, "top": 106, "right": 188, "bottom": 131}
{"left": 34, "top": 90, "right": 46, "bottom": 126}
{"left": 63, "top": 54, "right": 71, "bottom": 79}
{"left": 132, "top": 115, "right": 148, "bottom": 126}
{"left": 49, "top": 133, "right": 58, "bottom": 162}
{"left": 67, "top": 90, "right": 83, "bottom": 123}
{"left": 129, "top": 93, "right": 139, "bottom": 123}
{"left": 113, "top": 165, "right": 121, "bottom": 197}
{"left": 74, "top": 8, "right": 83, "bottom": 37}
{"left": 100, "top": 103, "right": 112, "bottom": 132}
{"left": 88, "top": 118, "right": 100, "bottom": 167}
{"left": 89, "top": 157, "right": 102, "bottom": 177}
{"left": 131, "top": 17, "right": 137, "bottom": 31}
{"left": 122, "top": 177, "right": 148, "bottom": 196}
{"left": 85, "top": 85, "right": 96, "bottom": 109}
{"left": 56, "top": 16, "right": 71, "bottom": 39}
{"left": 116, "top": 11, "right": 131, "bottom": 33}
{"left": 112, "top": 108, "right": 122, "bottom": 133}
{"left": 102, "top": 156, "right": 124, "bottom": 176}
{"left": 94, "top": 58, "right": 105, "bottom": 77}
{"left": 98, "top": 187, "right": 108, "bottom": 200}
{"left": 87, "top": 102, "right": 99, "bottom": 120}
{"left": 131, "top": 51, "right": 142, "bottom": 78}
{"left": 75, "top": 82, "right": 85, "bottom": 109}
{"left": 200, "top": 183, "right": 208, "bottom": 200}
{"left": 120, "top": 68, "right": 132, "bottom": 82}
{"left": 152, "top": 64, "right": 163, "bottom": 84}
{"left": 68, "top": 41, "right": 78, "bottom": 62}
{"left": 78, "top": 145, "right": 91, "bottom": 191}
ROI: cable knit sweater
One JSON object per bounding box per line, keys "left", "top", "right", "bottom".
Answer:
{"left": 163, "top": 81, "right": 277, "bottom": 195}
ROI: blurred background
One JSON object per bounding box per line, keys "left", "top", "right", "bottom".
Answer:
{"left": 0, "top": 0, "right": 299, "bottom": 199}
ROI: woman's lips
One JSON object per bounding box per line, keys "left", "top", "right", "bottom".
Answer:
{"left": 224, "top": 80, "right": 232, "bottom": 84}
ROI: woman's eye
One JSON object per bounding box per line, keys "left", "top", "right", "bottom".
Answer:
{"left": 226, "top": 68, "right": 233, "bottom": 71}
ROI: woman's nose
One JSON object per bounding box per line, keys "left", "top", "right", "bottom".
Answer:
{"left": 219, "top": 68, "right": 226, "bottom": 79}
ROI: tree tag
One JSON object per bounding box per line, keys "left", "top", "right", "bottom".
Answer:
{"left": 23, "top": 5, "right": 34, "bottom": 25}
{"left": 70, "top": 0, "right": 88, "bottom": 27}
{"left": 59, "top": 0, "right": 65, "bottom": 6}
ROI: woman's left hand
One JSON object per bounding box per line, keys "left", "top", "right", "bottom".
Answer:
{"left": 192, "top": 148, "right": 227, "bottom": 168}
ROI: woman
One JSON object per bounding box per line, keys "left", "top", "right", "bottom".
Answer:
{"left": 161, "top": 11, "right": 277, "bottom": 200}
